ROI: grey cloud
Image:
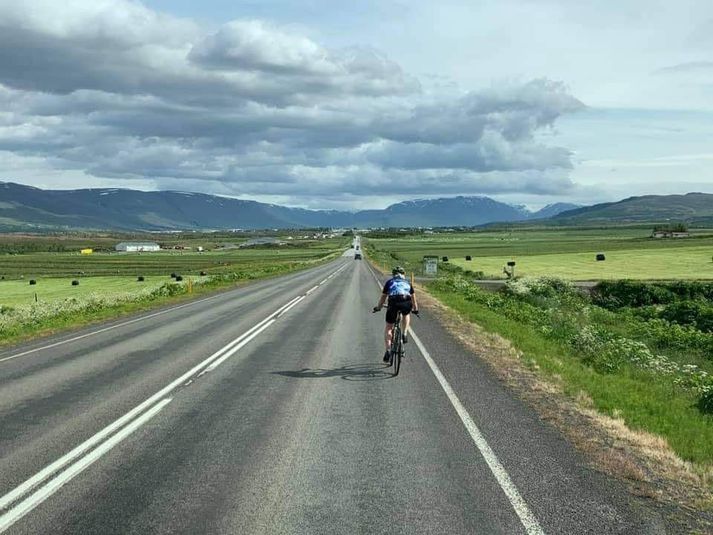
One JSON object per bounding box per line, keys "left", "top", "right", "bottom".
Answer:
{"left": 655, "top": 61, "right": 713, "bottom": 74}
{"left": 188, "top": 20, "right": 334, "bottom": 74}
{"left": 0, "top": 0, "right": 583, "bottom": 206}
{"left": 362, "top": 139, "right": 572, "bottom": 172}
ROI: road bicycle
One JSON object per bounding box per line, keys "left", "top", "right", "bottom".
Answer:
{"left": 389, "top": 310, "right": 405, "bottom": 376}
{"left": 373, "top": 307, "right": 418, "bottom": 377}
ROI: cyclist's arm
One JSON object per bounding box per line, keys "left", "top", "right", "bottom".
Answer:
{"left": 375, "top": 292, "right": 387, "bottom": 310}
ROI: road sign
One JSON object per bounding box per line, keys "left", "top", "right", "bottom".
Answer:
{"left": 423, "top": 256, "right": 438, "bottom": 276}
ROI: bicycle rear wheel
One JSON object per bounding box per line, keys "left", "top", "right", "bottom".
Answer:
{"left": 389, "top": 320, "right": 401, "bottom": 375}
{"left": 392, "top": 320, "right": 402, "bottom": 376}
{"left": 393, "top": 336, "right": 402, "bottom": 376}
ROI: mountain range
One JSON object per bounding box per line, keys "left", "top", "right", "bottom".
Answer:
{"left": 0, "top": 182, "right": 578, "bottom": 231}
{"left": 1, "top": 181, "right": 711, "bottom": 231}
{"left": 552, "top": 193, "right": 713, "bottom": 225}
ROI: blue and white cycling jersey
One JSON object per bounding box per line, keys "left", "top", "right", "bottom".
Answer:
{"left": 382, "top": 275, "right": 413, "bottom": 298}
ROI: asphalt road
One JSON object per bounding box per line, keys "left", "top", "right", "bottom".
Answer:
{"left": 0, "top": 251, "right": 670, "bottom": 534}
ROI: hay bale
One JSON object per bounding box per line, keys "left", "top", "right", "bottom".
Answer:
{"left": 596, "top": 253, "right": 606, "bottom": 261}
{"left": 137, "top": 276, "right": 145, "bottom": 282}
{"left": 465, "top": 255, "right": 472, "bottom": 261}
{"left": 71, "top": 280, "right": 80, "bottom": 286}
{"left": 175, "top": 275, "right": 183, "bottom": 282}
{"left": 29, "top": 279, "right": 36, "bottom": 285}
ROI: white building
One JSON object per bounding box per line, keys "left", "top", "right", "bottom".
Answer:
{"left": 239, "top": 237, "right": 286, "bottom": 248}
{"left": 115, "top": 242, "right": 160, "bottom": 252}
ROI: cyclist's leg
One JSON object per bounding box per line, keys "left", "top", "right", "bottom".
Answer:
{"left": 402, "top": 310, "right": 411, "bottom": 336}
{"left": 384, "top": 321, "right": 393, "bottom": 351}
{"left": 384, "top": 305, "right": 398, "bottom": 351}
{"left": 400, "top": 301, "right": 413, "bottom": 337}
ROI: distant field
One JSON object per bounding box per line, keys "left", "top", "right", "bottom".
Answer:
{"left": 0, "top": 242, "right": 341, "bottom": 279}
{"left": 0, "top": 276, "right": 189, "bottom": 307}
{"left": 0, "top": 237, "right": 346, "bottom": 306}
{"left": 450, "top": 246, "right": 713, "bottom": 280}
{"left": 366, "top": 228, "right": 713, "bottom": 280}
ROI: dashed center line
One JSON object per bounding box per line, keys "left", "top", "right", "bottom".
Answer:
{"left": 0, "top": 261, "right": 351, "bottom": 532}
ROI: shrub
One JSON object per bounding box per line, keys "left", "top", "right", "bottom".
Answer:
{"left": 660, "top": 301, "right": 713, "bottom": 333}
{"left": 593, "top": 280, "right": 713, "bottom": 309}
{"left": 698, "top": 387, "right": 713, "bottom": 414}
{"left": 71, "top": 280, "right": 79, "bottom": 286}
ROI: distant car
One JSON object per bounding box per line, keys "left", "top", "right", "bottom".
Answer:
{"left": 354, "top": 252, "right": 362, "bottom": 260}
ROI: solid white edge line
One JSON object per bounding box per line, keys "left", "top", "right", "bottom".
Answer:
{"left": 0, "top": 294, "right": 227, "bottom": 364}
{"left": 0, "top": 398, "right": 172, "bottom": 533}
{"left": 0, "top": 265, "right": 346, "bottom": 512}
{"left": 411, "top": 333, "right": 545, "bottom": 535}
{"left": 365, "top": 260, "right": 544, "bottom": 535}
{"left": 0, "top": 260, "right": 347, "bottom": 365}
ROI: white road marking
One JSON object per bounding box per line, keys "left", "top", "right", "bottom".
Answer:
{"left": 0, "top": 262, "right": 350, "bottom": 527}
{"left": 364, "top": 261, "right": 544, "bottom": 535}
{"left": 276, "top": 295, "right": 305, "bottom": 318}
{"left": 411, "top": 334, "right": 545, "bottom": 535}
{"left": 0, "top": 261, "right": 348, "bottom": 365}
{"left": 0, "top": 293, "right": 227, "bottom": 364}
{"left": 306, "top": 285, "right": 319, "bottom": 295}
{"left": 0, "top": 314, "right": 272, "bottom": 512}
{"left": 202, "top": 319, "right": 276, "bottom": 373}
{"left": 0, "top": 398, "right": 172, "bottom": 533}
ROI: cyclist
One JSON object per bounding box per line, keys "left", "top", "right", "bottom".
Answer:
{"left": 373, "top": 266, "right": 418, "bottom": 362}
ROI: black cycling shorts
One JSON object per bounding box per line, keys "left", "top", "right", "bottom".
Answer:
{"left": 385, "top": 297, "right": 412, "bottom": 324}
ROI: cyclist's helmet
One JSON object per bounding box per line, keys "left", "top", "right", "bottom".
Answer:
{"left": 392, "top": 266, "right": 405, "bottom": 275}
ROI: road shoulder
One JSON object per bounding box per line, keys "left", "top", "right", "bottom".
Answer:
{"left": 417, "top": 286, "right": 713, "bottom": 533}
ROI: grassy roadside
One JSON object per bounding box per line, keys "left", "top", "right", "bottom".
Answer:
{"left": 427, "top": 284, "right": 713, "bottom": 466}
{"left": 365, "top": 241, "right": 713, "bottom": 519}
{"left": 0, "top": 252, "right": 343, "bottom": 350}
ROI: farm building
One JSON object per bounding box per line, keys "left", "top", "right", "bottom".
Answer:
{"left": 115, "top": 242, "right": 160, "bottom": 252}
{"left": 239, "top": 237, "right": 286, "bottom": 248}
{"left": 652, "top": 231, "right": 690, "bottom": 239}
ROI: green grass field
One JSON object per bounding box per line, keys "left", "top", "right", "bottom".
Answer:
{"left": 450, "top": 246, "right": 713, "bottom": 280}
{"left": 0, "top": 246, "right": 339, "bottom": 279}
{"left": 0, "top": 276, "right": 206, "bottom": 307}
{"left": 366, "top": 228, "right": 713, "bottom": 280}
{"left": 0, "top": 236, "right": 346, "bottom": 307}
{"left": 0, "top": 236, "right": 347, "bottom": 347}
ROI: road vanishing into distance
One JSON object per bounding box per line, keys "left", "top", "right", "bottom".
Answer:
{"left": 0, "top": 249, "right": 670, "bottom": 534}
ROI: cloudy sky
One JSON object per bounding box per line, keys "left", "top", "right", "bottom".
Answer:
{"left": 1, "top": 0, "right": 712, "bottom": 209}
